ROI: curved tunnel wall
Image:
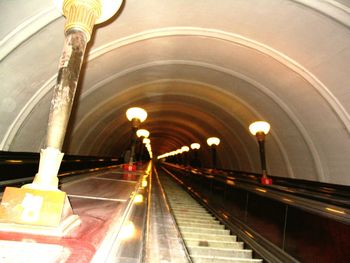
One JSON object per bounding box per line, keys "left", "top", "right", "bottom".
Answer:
{"left": 1, "top": 0, "right": 350, "bottom": 185}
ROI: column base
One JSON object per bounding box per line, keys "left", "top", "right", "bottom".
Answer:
{"left": 261, "top": 177, "right": 273, "bottom": 185}
{"left": 123, "top": 164, "right": 136, "bottom": 171}
{"left": 0, "top": 187, "right": 80, "bottom": 237}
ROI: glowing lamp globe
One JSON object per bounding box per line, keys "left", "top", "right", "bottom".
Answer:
{"left": 190, "top": 143, "right": 201, "bottom": 150}
{"left": 136, "top": 129, "right": 150, "bottom": 138}
{"left": 181, "top": 146, "right": 190, "bottom": 152}
{"left": 249, "top": 121, "right": 271, "bottom": 136}
{"left": 126, "top": 107, "right": 147, "bottom": 122}
{"left": 207, "top": 137, "right": 220, "bottom": 146}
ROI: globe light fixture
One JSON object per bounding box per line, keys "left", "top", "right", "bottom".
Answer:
{"left": 126, "top": 107, "right": 148, "bottom": 122}
{"left": 136, "top": 129, "right": 150, "bottom": 138}
{"left": 190, "top": 143, "right": 201, "bottom": 150}
{"left": 249, "top": 121, "right": 272, "bottom": 185}
{"left": 181, "top": 146, "right": 190, "bottom": 152}
{"left": 207, "top": 137, "right": 221, "bottom": 147}
{"left": 249, "top": 121, "right": 271, "bottom": 136}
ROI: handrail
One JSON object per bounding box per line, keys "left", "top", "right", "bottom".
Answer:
{"left": 165, "top": 163, "right": 350, "bottom": 211}
{"left": 157, "top": 167, "right": 193, "bottom": 262}
{"left": 0, "top": 151, "right": 121, "bottom": 182}
{"left": 0, "top": 151, "right": 119, "bottom": 162}
{"left": 0, "top": 161, "right": 121, "bottom": 192}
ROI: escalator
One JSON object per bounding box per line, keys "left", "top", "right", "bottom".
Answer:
{"left": 152, "top": 168, "right": 263, "bottom": 263}
{"left": 1, "top": 152, "right": 349, "bottom": 262}
{"left": 157, "top": 163, "right": 350, "bottom": 263}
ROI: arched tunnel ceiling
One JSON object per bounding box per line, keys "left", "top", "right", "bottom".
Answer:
{"left": 1, "top": 0, "right": 350, "bottom": 185}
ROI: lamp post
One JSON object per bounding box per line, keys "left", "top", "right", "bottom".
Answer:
{"left": 175, "top": 149, "right": 182, "bottom": 164}
{"left": 249, "top": 121, "right": 272, "bottom": 185}
{"left": 125, "top": 107, "right": 147, "bottom": 170}
{"left": 0, "top": 0, "right": 123, "bottom": 235}
{"left": 190, "top": 143, "right": 201, "bottom": 167}
{"left": 136, "top": 129, "right": 150, "bottom": 164}
{"left": 143, "top": 138, "right": 152, "bottom": 160}
{"left": 181, "top": 146, "right": 190, "bottom": 166}
{"left": 207, "top": 137, "right": 220, "bottom": 169}
{"left": 142, "top": 138, "right": 151, "bottom": 161}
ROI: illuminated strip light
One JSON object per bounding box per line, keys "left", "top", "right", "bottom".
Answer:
{"left": 255, "top": 188, "right": 267, "bottom": 193}
{"left": 68, "top": 194, "right": 127, "bottom": 202}
{"left": 244, "top": 230, "right": 254, "bottom": 238}
{"left": 5, "top": 160, "right": 23, "bottom": 163}
{"left": 222, "top": 213, "right": 229, "bottom": 219}
{"left": 226, "top": 180, "right": 235, "bottom": 186}
{"left": 325, "top": 207, "right": 346, "bottom": 215}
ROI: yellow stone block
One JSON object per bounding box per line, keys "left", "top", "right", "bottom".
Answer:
{"left": 0, "top": 187, "right": 67, "bottom": 227}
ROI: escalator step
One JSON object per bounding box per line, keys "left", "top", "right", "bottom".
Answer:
{"left": 177, "top": 221, "right": 225, "bottom": 229}
{"left": 190, "top": 255, "right": 263, "bottom": 263}
{"left": 174, "top": 216, "right": 218, "bottom": 223}
{"left": 174, "top": 217, "right": 220, "bottom": 225}
{"left": 174, "top": 213, "right": 216, "bottom": 220}
{"left": 180, "top": 226, "right": 231, "bottom": 235}
{"left": 185, "top": 239, "right": 244, "bottom": 249}
{"left": 188, "top": 246, "right": 253, "bottom": 258}
{"left": 181, "top": 232, "right": 237, "bottom": 242}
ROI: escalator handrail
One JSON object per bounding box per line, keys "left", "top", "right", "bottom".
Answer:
{"left": 163, "top": 163, "right": 350, "bottom": 224}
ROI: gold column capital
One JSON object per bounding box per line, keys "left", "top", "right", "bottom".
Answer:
{"left": 62, "top": 0, "right": 102, "bottom": 41}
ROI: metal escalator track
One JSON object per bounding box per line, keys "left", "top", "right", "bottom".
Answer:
{"left": 157, "top": 169, "right": 263, "bottom": 263}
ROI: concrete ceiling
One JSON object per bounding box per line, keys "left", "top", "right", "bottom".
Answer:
{"left": 1, "top": 0, "right": 350, "bottom": 185}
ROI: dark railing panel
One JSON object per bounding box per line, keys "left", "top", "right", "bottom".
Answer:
{"left": 285, "top": 205, "right": 350, "bottom": 262}
{"left": 245, "top": 192, "right": 287, "bottom": 248}
{"left": 224, "top": 186, "right": 248, "bottom": 220}
{"left": 0, "top": 151, "right": 120, "bottom": 181}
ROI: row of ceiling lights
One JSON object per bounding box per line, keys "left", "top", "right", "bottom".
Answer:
{"left": 157, "top": 121, "right": 270, "bottom": 158}
{"left": 157, "top": 137, "right": 221, "bottom": 160}
{"left": 124, "top": 108, "right": 272, "bottom": 184}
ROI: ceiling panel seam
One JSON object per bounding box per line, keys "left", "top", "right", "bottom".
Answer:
{"left": 292, "top": 0, "right": 350, "bottom": 28}
{"left": 0, "top": 6, "right": 62, "bottom": 61}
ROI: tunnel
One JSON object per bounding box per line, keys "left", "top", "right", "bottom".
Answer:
{"left": 2, "top": 0, "right": 350, "bottom": 185}
{"left": 1, "top": 0, "right": 350, "bottom": 262}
